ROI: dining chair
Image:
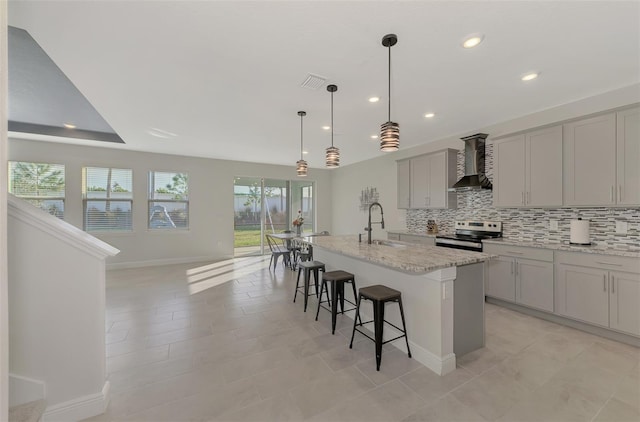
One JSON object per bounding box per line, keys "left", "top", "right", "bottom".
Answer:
{"left": 266, "top": 234, "right": 291, "bottom": 270}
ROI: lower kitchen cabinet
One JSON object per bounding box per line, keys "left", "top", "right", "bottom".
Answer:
{"left": 484, "top": 244, "right": 554, "bottom": 313}
{"left": 555, "top": 263, "right": 609, "bottom": 327}
{"left": 555, "top": 251, "right": 640, "bottom": 337}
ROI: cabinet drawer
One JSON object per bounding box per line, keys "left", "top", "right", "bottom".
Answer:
{"left": 484, "top": 244, "right": 553, "bottom": 262}
{"left": 555, "top": 251, "right": 640, "bottom": 274}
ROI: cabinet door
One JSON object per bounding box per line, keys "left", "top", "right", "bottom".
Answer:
{"left": 563, "top": 113, "right": 616, "bottom": 206}
{"left": 516, "top": 259, "right": 554, "bottom": 312}
{"left": 527, "top": 126, "right": 563, "bottom": 207}
{"left": 427, "top": 152, "right": 446, "bottom": 208}
{"left": 397, "top": 159, "right": 411, "bottom": 209}
{"left": 410, "top": 155, "right": 430, "bottom": 209}
{"left": 555, "top": 264, "right": 609, "bottom": 327}
{"left": 486, "top": 256, "right": 515, "bottom": 301}
{"left": 493, "top": 135, "right": 526, "bottom": 207}
{"left": 616, "top": 108, "right": 640, "bottom": 206}
{"left": 609, "top": 270, "right": 640, "bottom": 336}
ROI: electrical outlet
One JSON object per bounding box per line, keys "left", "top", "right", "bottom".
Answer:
{"left": 616, "top": 221, "right": 628, "bottom": 235}
{"left": 549, "top": 220, "right": 559, "bottom": 231}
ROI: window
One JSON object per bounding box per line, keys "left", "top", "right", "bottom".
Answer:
{"left": 83, "top": 167, "right": 133, "bottom": 231}
{"left": 149, "top": 171, "right": 189, "bottom": 229}
{"left": 8, "top": 161, "right": 65, "bottom": 218}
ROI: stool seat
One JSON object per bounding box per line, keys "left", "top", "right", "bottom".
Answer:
{"left": 322, "top": 270, "right": 355, "bottom": 282}
{"left": 298, "top": 260, "right": 325, "bottom": 270}
{"left": 359, "top": 285, "right": 401, "bottom": 302}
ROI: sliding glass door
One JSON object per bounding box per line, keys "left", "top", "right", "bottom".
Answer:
{"left": 234, "top": 177, "right": 314, "bottom": 256}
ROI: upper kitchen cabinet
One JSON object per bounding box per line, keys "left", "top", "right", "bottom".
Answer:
{"left": 397, "top": 159, "right": 411, "bottom": 209}
{"left": 493, "top": 125, "right": 562, "bottom": 208}
{"left": 617, "top": 107, "right": 640, "bottom": 206}
{"left": 396, "top": 149, "right": 457, "bottom": 210}
{"left": 563, "top": 113, "right": 617, "bottom": 206}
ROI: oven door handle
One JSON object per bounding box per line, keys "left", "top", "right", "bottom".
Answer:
{"left": 435, "top": 238, "right": 482, "bottom": 250}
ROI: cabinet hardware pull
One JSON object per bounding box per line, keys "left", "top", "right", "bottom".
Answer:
{"left": 521, "top": 192, "right": 524, "bottom": 205}
{"left": 510, "top": 261, "right": 514, "bottom": 275}
{"left": 603, "top": 275, "right": 607, "bottom": 292}
{"left": 515, "top": 262, "right": 518, "bottom": 276}
{"left": 507, "top": 251, "right": 524, "bottom": 255}
{"left": 526, "top": 191, "right": 530, "bottom": 205}
{"left": 610, "top": 186, "right": 614, "bottom": 203}
{"left": 611, "top": 276, "right": 615, "bottom": 294}
{"left": 619, "top": 185, "right": 622, "bottom": 202}
{"left": 595, "top": 261, "right": 623, "bottom": 266}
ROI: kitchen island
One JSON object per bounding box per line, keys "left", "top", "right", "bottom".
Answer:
{"left": 304, "top": 235, "right": 493, "bottom": 375}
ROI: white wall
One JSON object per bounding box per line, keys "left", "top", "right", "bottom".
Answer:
{"left": 1, "top": 2, "right": 9, "bottom": 418}
{"left": 8, "top": 139, "right": 333, "bottom": 267}
{"left": 330, "top": 84, "right": 640, "bottom": 236}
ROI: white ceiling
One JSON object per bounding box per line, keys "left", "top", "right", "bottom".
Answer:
{"left": 8, "top": 0, "right": 640, "bottom": 168}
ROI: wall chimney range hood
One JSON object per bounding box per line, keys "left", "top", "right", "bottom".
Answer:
{"left": 451, "top": 133, "right": 492, "bottom": 191}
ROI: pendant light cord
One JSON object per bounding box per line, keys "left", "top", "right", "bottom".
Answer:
{"left": 331, "top": 91, "right": 334, "bottom": 148}
{"left": 387, "top": 44, "right": 391, "bottom": 122}
{"left": 300, "top": 113, "right": 304, "bottom": 160}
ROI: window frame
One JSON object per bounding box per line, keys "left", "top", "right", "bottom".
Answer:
{"left": 82, "top": 166, "right": 134, "bottom": 233}
{"left": 8, "top": 161, "right": 66, "bottom": 219}
{"left": 148, "top": 171, "right": 189, "bottom": 231}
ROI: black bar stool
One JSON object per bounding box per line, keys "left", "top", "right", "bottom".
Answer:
{"left": 293, "top": 260, "right": 325, "bottom": 312}
{"left": 349, "top": 284, "right": 411, "bottom": 371}
{"left": 315, "top": 270, "right": 357, "bottom": 334}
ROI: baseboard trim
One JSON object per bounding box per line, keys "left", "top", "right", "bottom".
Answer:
{"left": 42, "top": 381, "right": 110, "bottom": 422}
{"left": 9, "top": 374, "right": 46, "bottom": 407}
{"left": 106, "top": 255, "right": 224, "bottom": 270}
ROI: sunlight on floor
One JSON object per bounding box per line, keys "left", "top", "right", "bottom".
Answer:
{"left": 186, "top": 256, "right": 272, "bottom": 295}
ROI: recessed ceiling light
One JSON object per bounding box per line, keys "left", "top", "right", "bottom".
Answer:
{"left": 303, "top": 150, "right": 309, "bottom": 154}
{"left": 63, "top": 123, "right": 76, "bottom": 129}
{"left": 425, "top": 113, "right": 435, "bottom": 118}
{"left": 369, "top": 97, "right": 380, "bottom": 103}
{"left": 462, "top": 34, "right": 484, "bottom": 49}
{"left": 147, "top": 127, "right": 177, "bottom": 138}
{"left": 322, "top": 126, "right": 331, "bottom": 130}
{"left": 521, "top": 72, "right": 539, "bottom": 81}
{"left": 370, "top": 135, "right": 378, "bottom": 139}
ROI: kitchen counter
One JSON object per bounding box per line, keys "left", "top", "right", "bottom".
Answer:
{"left": 482, "top": 238, "right": 640, "bottom": 258}
{"left": 306, "top": 235, "right": 492, "bottom": 375}
{"left": 305, "top": 235, "right": 493, "bottom": 274}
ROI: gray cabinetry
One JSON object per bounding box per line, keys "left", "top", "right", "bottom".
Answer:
{"left": 617, "top": 107, "right": 640, "bottom": 206}
{"left": 396, "top": 149, "right": 457, "bottom": 210}
{"left": 555, "top": 251, "right": 640, "bottom": 337}
{"left": 493, "top": 125, "right": 562, "bottom": 207}
{"left": 387, "top": 232, "right": 435, "bottom": 246}
{"left": 563, "top": 113, "right": 617, "bottom": 206}
{"left": 397, "top": 159, "right": 411, "bottom": 209}
{"left": 484, "top": 244, "right": 554, "bottom": 312}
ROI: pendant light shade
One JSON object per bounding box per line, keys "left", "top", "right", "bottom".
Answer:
{"left": 325, "top": 84, "right": 340, "bottom": 168}
{"left": 380, "top": 34, "right": 399, "bottom": 152}
{"left": 296, "top": 111, "right": 308, "bottom": 177}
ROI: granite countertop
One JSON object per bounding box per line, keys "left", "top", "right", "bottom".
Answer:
{"left": 482, "top": 238, "right": 640, "bottom": 258}
{"left": 305, "top": 235, "right": 493, "bottom": 274}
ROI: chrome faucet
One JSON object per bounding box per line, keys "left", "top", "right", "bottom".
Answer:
{"left": 365, "top": 202, "right": 385, "bottom": 244}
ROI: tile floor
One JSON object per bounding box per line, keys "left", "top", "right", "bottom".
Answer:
{"left": 86, "top": 256, "right": 640, "bottom": 422}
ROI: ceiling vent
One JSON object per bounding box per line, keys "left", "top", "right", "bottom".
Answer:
{"left": 300, "top": 73, "right": 327, "bottom": 90}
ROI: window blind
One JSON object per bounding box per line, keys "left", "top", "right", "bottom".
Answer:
{"left": 9, "top": 161, "right": 65, "bottom": 218}
{"left": 148, "top": 171, "right": 189, "bottom": 229}
{"left": 83, "top": 167, "right": 133, "bottom": 231}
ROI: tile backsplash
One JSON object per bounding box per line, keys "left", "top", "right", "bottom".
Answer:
{"left": 406, "top": 145, "right": 640, "bottom": 251}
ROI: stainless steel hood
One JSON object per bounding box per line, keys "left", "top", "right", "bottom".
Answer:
{"left": 451, "top": 133, "right": 492, "bottom": 191}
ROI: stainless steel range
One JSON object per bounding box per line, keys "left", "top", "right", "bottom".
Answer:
{"left": 435, "top": 221, "right": 502, "bottom": 252}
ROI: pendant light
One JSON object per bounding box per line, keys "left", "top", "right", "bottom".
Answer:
{"left": 296, "top": 111, "right": 308, "bottom": 176}
{"left": 380, "top": 34, "right": 399, "bottom": 152}
{"left": 325, "top": 84, "right": 340, "bottom": 168}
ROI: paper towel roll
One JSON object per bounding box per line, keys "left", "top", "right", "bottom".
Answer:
{"left": 570, "top": 219, "right": 590, "bottom": 245}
